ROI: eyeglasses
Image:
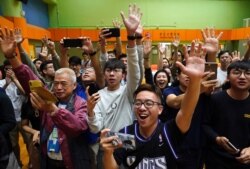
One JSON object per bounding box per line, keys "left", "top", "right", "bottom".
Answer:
{"left": 53, "top": 81, "right": 72, "bottom": 88}
{"left": 105, "top": 68, "right": 123, "bottom": 74}
{"left": 231, "top": 69, "right": 250, "bottom": 78}
{"left": 133, "top": 99, "right": 161, "bottom": 109}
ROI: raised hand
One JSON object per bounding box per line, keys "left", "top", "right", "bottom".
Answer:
{"left": 0, "top": 27, "right": 17, "bottom": 58}
{"left": 120, "top": 4, "right": 142, "bottom": 35}
{"left": 13, "top": 28, "right": 24, "bottom": 44}
{"left": 158, "top": 43, "right": 166, "bottom": 55}
{"left": 81, "top": 37, "right": 95, "bottom": 54}
{"left": 143, "top": 39, "right": 152, "bottom": 57}
{"left": 176, "top": 41, "right": 205, "bottom": 79}
{"left": 172, "top": 34, "right": 180, "bottom": 48}
{"left": 135, "top": 23, "right": 143, "bottom": 35}
{"left": 112, "top": 18, "right": 123, "bottom": 28}
{"left": 231, "top": 50, "right": 241, "bottom": 62}
{"left": 201, "top": 27, "right": 223, "bottom": 53}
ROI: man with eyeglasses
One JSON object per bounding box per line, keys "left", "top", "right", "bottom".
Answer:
{"left": 99, "top": 42, "right": 206, "bottom": 169}
{"left": 0, "top": 28, "right": 91, "bottom": 169}
{"left": 203, "top": 60, "right": 250, "bottom": 169}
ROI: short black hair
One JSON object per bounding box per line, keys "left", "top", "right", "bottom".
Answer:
{"left": 153, "top": 69, "right": 170, "bottom": 86}
{"left": 104, "top": 58, "right": 126, "bottom": 73}
{"left": 118, "top": 53, "right": 127, "bottom": 60}
{"left": 227, "top": 60, "right": 250, "bottom": 75}
{"left": 33, "top": 58, "right": 43, "bottom": 65}
{"left": 133, "top": 84, "right": 162, "bottom": 104}
{"left": 69, "top": 56, "right": 81, "bottom": 65}
{"left": 218, "top": 50, "right": 231, "bottom": 59}
{"left": 40, "top": 60, "right": 53, "bottom": 74}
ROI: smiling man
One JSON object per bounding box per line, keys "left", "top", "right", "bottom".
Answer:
{"left": 100, "top": 42, "right": 206, "bottom": 169}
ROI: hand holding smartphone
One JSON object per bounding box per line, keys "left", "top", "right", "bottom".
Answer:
{"left": 226, "top": 140, "right": 240, "bottom": 155}
{"left": 106, "top": 131, "right": 136, "bottom": 150}
{"left": 29, "top": 80, "right": 58, "bottom": 103}
{"left": 205, "top": 62, "right": 218, "bottom": 80}
{"left": 102, "top": 28, "right": 120, "bottom": 38}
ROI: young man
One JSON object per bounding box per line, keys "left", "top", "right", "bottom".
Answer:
{"left": 203, "top": 60, "right": 250, "bottom": 169}
{"left": 87, "top": 4, "right": 141, "bottom": 133}
{"left": 100, "top": 43, "right": 206, "bottom": 169}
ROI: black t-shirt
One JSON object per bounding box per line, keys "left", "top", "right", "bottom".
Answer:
{"left": 114, "top": 120, "right": 184, "bottom": 169}
{"left": 21, "top": 100, "right": 40, "bottom": 130}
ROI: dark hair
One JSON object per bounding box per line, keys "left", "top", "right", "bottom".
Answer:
{"left": 40, "top": 60, "right": 53, "bottom": 74}
{"left": 33, "top": 58, "right": 43, "bottom": 64}
{"left": 218, "top": 50, "right": 231, "bottom": 59}
{"left": 69, "top": 56, "right": 81, "bottom": 65}
{"left": 153, "top": 69, "right": 170, "bottom": 87}
{"left": 171, "top": 50, "right": 183, "bottom": 60}
{"left": 104, "top": 58, "right": 126, "bottom": 73}
{"left": 227, "top": 60, "right": 250, "bottom": 75}
{"left": 118, "top": 53, "right": 127, "bottom": 60}
{"left": 133, "top": 84, "right": 162, "bottom": 104}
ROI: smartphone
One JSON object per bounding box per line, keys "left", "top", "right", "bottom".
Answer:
{"left": 226, "top": 140, "right": 240, "bottom": 153}
{"left": 106, "top": 131, "right": 136, "bottom": 150}
{"left": 29, "top": 80, "right": 58, "bottom": 103}
{"left": 104, "top": 28, "right": 120, "bottom": 38}
{"left": 205, "top": 62, "right": 218, "bottom": 80}
{"left": 63, "top": 39, "right": 83, "bottom": 48}
{"left": 86, "top": 83, "right": 99, "bottom": 96}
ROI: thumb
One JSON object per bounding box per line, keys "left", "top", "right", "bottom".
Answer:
{"left": 175, "top": 61, "right": 185, "bottom": 73}
{"left": 120, "top": 11, "right": 126, "bottom": 22}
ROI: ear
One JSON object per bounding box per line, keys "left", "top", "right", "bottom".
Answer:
{"left": 73, "top": 82, "right": 77, "bottom": 90}
{"left": 158, "top": 106, "right": 163, "bottom": 115}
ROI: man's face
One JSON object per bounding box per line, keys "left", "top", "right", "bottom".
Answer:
{"left": 162, "top": 59, "right": 169, "bottom": 68}
{"left": 133, "top": 91, "right": 162, "bottom": 131}
{"left": 82, "top": 67, "right": 96, "bottom": 83}
{"left": 219, "top": 52, "right": 231, "bottom": 68}
{"left": 228, "top": 68, "right": 250, "bottom": 91}
{"left": 53, "top": 73, "right": 76, "bottom": 102}
{"left": 69, "top": 63, "right": 81, "bottom": 76}
{"left": 120, "top": 57, "right": 128, "bottom": 68}
{"left": 34, "top": 60, "right": 42, "bottom": 70}
{"left": 155, "top": 72, "right": 169, "bottom": 89}
{"left": 104, "top": 68, "right": 124, "bottom": 90}
{"left": 44, "top": 63, "right": 55, "bottom": 78}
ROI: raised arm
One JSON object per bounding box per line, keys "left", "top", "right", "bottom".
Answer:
{"left": 175, "top": 42, "right": 205, "bottom": 133}
{"left": 121, "top": 4, "right": 142, "bottom": 100}
{"left": 243, "top": 36, "right": 250, "bottom": 61}
{"left": 112, "top": 19, "right": 123, "bottom": 57}
{"left": 201, "top": 27, "right": 223, "bottom": 62}
{"left": 82, "top": 37, "right": 105, "bottom": 88}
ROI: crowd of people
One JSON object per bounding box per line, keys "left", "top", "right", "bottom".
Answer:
{"left": 0, "top": 4, "right": 250, "bottom": 169}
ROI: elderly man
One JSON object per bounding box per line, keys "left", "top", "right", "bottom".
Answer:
{"left": 0, "top": 28, "right": 90, "bottom": 169}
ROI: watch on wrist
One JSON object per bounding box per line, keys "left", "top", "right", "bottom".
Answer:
{"left": 135, "top": 33, "right": 143, "bottom": 39}
{"left": 127, "top": 35, "right": 136, "bottom": 41}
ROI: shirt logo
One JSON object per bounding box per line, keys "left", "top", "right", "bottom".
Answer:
{"left": 127, "top": 156, "right": 167, "bottom": 169}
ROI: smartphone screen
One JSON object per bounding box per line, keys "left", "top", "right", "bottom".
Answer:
{"left": 205, "top": 62, "right": 218, "bottom": 80}
{"left": 63, "top": 39, "right": 83, "bottom": 48}
{"left": 226, "top": 141, "right": 240, "bottom": 153}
